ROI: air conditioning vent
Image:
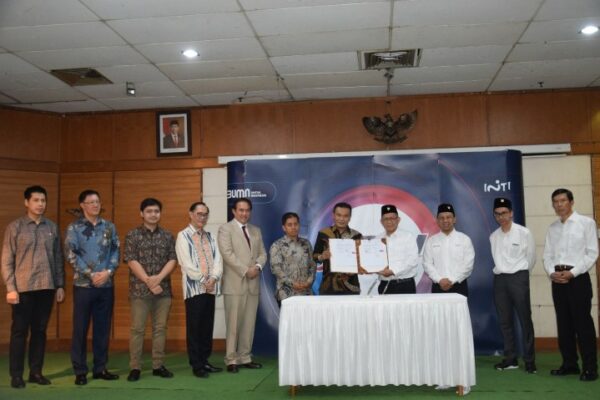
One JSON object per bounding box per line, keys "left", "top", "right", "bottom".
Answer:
{"left": 50, "top": 68, "right": 112, "bottom": 86}
{"left": 361, "top": 49, "right": 421, "bottom": 70}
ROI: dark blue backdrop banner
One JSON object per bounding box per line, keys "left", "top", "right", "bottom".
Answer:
{"left": 226, "top": 150, "right": 524, "bottom": 356}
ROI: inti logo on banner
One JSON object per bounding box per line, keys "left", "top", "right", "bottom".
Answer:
{"left": 484, "top": 179, "right": 511, "bottom": 193}
{"left": 227, "top": 181, "right": 277, "bottom": 204}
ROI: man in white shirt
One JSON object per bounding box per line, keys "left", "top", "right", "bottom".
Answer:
{"left": 423, "top": 203, "right": 474, "bottom": 297}
{"left": 543, "top": 188, "right": 598, "bottom": 382}
{"left": 377, "top": 204, "right": 419, "bottom": 294}
{"left": 489, "top": 198, "right": 536, "bottom": 373}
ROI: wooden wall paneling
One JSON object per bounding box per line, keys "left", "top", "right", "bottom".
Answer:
{"left": 112, "top": 169, "right": 202, "bottom": 341}
{"left": 112, "top": 111, "right": 156, "bottom": 160}
{"left": 0, "top": 170, "right": 59, "bottom": 345}
{"left": 590, "top": 91, "right": 600, "bottom": 142}
{"left": 487, "top": 91, "right": 591, "bottom": 146}
{"left": 58, "top": 172, "right": 114, "bottom": 340}
{"left": 61, "top": 114, "right": 114, "bottom": 163}
{"left": 0, "top": 108, "right": 61, "bottom": 162}
{"left": 200, "top": 104, "right": 294, "bottom": 157}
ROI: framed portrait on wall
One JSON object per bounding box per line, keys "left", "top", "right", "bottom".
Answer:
{"left": 156, "top": 111, "right": 191, "bottom": 156}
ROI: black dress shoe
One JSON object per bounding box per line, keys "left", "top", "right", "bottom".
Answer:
{"left": 226, "top": 364, "right": 239, "bottom": 373}
{"left": 241, "top": 362, "right": 262, "bottom": 369}
{"left": 580, "top": 370, "right": 598, "bottom": 381}
{"left": 74, "top": 374, "right": 87, "bottom": 385}
{"left": 29, "top": 373, "right": 51, "bottom": 385}
{"left": 550, "top": 366, "right": 580, "bottom": 376}
{"left": 152, "top": 366, "right": 174, "bottom": 378}
{"left": 93, "top": 369, "right": 119, "bottom": 380}
{"left": 127, "top": 369, "right": 141, "bottom": 382}
{"left": 193, "top": 368, "right": 209, "bottom": 378}
{"left": 203, "top": 363, "right": 223, "bottom": 373}
{"left": 11, "top": 376, "right": 25, "bottom": 389}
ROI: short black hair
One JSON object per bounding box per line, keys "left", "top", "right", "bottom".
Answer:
{"left": 189, "top": 201, "right": 209, "bottom": 213}
{"left": 281, "top": 212, "right": 299, "bottom": 225}
{"left": 232, "top": 198, "right": 252, "bottom": 211}
{"left": 24, "top": 185, "right": 47, "bottom": 200}
{"left": 551, "top": 188, "right": 574, "bottom": 202}
{"left": 333, "top": 202, "right": 352, "bottom": 214}
{"left": 169, "top": 120, "right": 179, "bottom": 126}
{"left": 78, "top": 189, "right": 100, "bottom": 204}
{"left": 140, "top": 198, "right": 162, "bottom": 211}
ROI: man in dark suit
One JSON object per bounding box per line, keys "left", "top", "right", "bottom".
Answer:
{"left": 217, "top": 198, "right": 267, "bottom": 373}
{"left": 162, "top": 120, "right": 184, "bottom": 149}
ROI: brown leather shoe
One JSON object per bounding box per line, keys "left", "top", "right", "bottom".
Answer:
{"left": 226, "top": 364, "right": 239, "bottom": 373}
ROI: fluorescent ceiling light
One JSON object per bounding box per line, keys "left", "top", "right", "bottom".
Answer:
{"left": 182, "top": 49, "right": 199, "bottom": 58}
{"left": 580, "top": 25, "right": 599, "bottom": 35}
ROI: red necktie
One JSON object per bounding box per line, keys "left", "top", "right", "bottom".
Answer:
{"left": 242, "top": 225, "right": 251, "bottom": 248}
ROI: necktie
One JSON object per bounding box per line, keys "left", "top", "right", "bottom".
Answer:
{"left": 242, "top": 225, "right": 251, "bottom": 248}
{"left": 173, "top": 135, "right": 178, "bottom": 146}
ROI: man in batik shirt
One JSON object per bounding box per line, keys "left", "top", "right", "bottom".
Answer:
{"left": 65, "top": 189, "right": 120, "bottom": 386}
{"left": 269, "top": 212, "right": 316, "bottom": 305}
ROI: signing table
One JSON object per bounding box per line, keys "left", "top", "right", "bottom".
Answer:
{"left": 279, "top": 294, "right": 475, "bottom": 394}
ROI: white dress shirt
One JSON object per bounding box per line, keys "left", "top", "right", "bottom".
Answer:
{"left": 378, "top": 229, "right": 419, "bottom": 280}
{"left": 423, "top": 229, "right": 475, "bottom": 284}
{"left": 543, "top": 211, "right": 598, "bottom": 278}
{"left": 490, "top": 222, "right": 536, "bottom": 275}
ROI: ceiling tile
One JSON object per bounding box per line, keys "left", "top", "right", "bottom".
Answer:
{"left": 497, "top": 57, "right": 600, "bottom": 79}
{"left": 108, "top": 14, "right": 254, "bottom": 44}
{"left": 240, "top": 0, "right": 384, "bottom": 11}
{"left": 489, "top": 75, "right": 598, "bottom": 91}
{"left": 0, "top": 71, "right": 67, "bottom": 91}
{"left": 536, "top": 0, "right": 600, "bottom": 21}
{"left": 391, "top": 23, "right": 527, "bottom": 49}
{"left": 270, "top": 52, "right": 359, "bottom": 74}
{"left": 0, "top": 93, "right": 17, "bottom": 103}
{"left": 101, "top": 96, "right": 198, "bottom": 110}
{"left": 177, "top": 76, "right": 282, "bottom": 95}
{"left": 191, "top": 91, "right": 245, "bottom": 105}
{"left": 18, "top": 46, "right": 148, "bottom": 70}
{"left": 0, "top": 0, "right": 98, "bottom": 27}
{"left": 282, "top": 70, "right": 385, "bottom": 89}
{"left": 393, "top": 0, "right": 541, "bottom": 26}
{"left": 192, "top": 89, "right": 291, "bottom": 105}
{"left": 420, "top": 45, "right": 512, "bottom": 67}
{"left": 391, "top": 63, "right": 500, "bottom": 84}
{"left": 391, "top": 80, "right": 490, "bottom": 95}
{"left": 136, "top": 38, "right": 266, "bottom": 63}
{"left": 290, "top": 85, "right": 387, "bottom": 100}
{"left": 262, "top": 28, "right": 388, "bottom": 57}
{"left": 247, "top": 2, "right": 389, "bottom": 36}
{"left": 508, "top": 39, "right": 600, "bottom": 62}
{"left": 521, "top": 18, "right": 600, "bottom": 43}
{"left": 97, "top": 64, "right": 169, "bottom": 83}
{"left": 81, "top": 0, "right": 240, "bottom": 19}
{"left": 13, "top": 99, "right": 111, "bottom": 113}
{"left": 0, "top": 53, "right": 41, "bottom": 74}
{"left": 158, "top": 59, "right": 275, "bottom": 81}
{"left": 77, "top": 81, "right": 185, "bottom": 99}
{"left": 3, "top": 87, "right": 88, "bottom": 103}
{"left": 0, "top": 22, "right": 126, "bottom": 52}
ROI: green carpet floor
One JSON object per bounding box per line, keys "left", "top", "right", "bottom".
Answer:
{"left": 0, "top": 352, "right": 598, "bottom": 399}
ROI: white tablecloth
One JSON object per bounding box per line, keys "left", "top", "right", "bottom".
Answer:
{"left": 278, "top": 294, "right": 476, "bottom": 387}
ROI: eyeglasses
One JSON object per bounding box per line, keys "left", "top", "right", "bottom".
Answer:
{"left": 83, "top": 200, "right": 100, "bottom": 205}
{"left": 493, "top": 211, "right": 510, "bottom": 217}
{"left": 195, "top": 212, "right": 209, "bottom": 218}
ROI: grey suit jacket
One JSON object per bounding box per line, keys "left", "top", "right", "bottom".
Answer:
{"left": 217, "top": 220, "right": 267, "bottom": 296}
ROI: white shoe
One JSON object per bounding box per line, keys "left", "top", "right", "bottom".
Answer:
{"left": 456, "top": 385, "right": 471, "bottom": 395}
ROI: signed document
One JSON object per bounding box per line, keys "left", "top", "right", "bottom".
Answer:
{"left": 329, "top": 239, "right": 358, "bottom": 273}
{"left": 358, "top": 238, "right": 388, "bottom": 273}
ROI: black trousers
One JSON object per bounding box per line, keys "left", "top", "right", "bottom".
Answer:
{"left": 494, "top": 271, "right": 535, "bottom": 362}
{"left": 185, "top": 293, "right": 216, "bottom": 371}
{"left": 9, "top": 289, "right": 55, "bottom": 378}
{"left": 432, "top": 280, "right": 468, "bottom": 297}
{"left": 552, "top": 272, "right": 598, "bottom": 372}
{"left": 378, "top": 278, "right": 416, "bottom": 294}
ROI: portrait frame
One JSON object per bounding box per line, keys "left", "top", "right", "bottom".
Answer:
{"left": 156, "top": 111, "right": 192, "bottom": 157}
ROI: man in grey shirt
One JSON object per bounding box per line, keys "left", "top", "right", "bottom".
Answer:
{"left": 1, "top": 185, "right": 64, "bottom": 389}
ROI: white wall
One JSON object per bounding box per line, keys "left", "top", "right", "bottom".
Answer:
{"left": 203, "top": 154, "right": 599, "bottom": 339}
{"left": 523, "top": 155, "right": 598, "bottom": 337}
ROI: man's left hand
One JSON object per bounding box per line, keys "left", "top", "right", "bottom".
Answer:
{"left": 56, "top": 288, "right": 65, "bottom": 303}
{"left": 92, "top": 270, "right": 110, "bottom": 287}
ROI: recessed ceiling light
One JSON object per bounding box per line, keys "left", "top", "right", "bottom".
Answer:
{"left": 580, "top": 25, "right": 599, "bottom": 35}
{"left": 182, "top": 49, "right": 199, "bottom": 58}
